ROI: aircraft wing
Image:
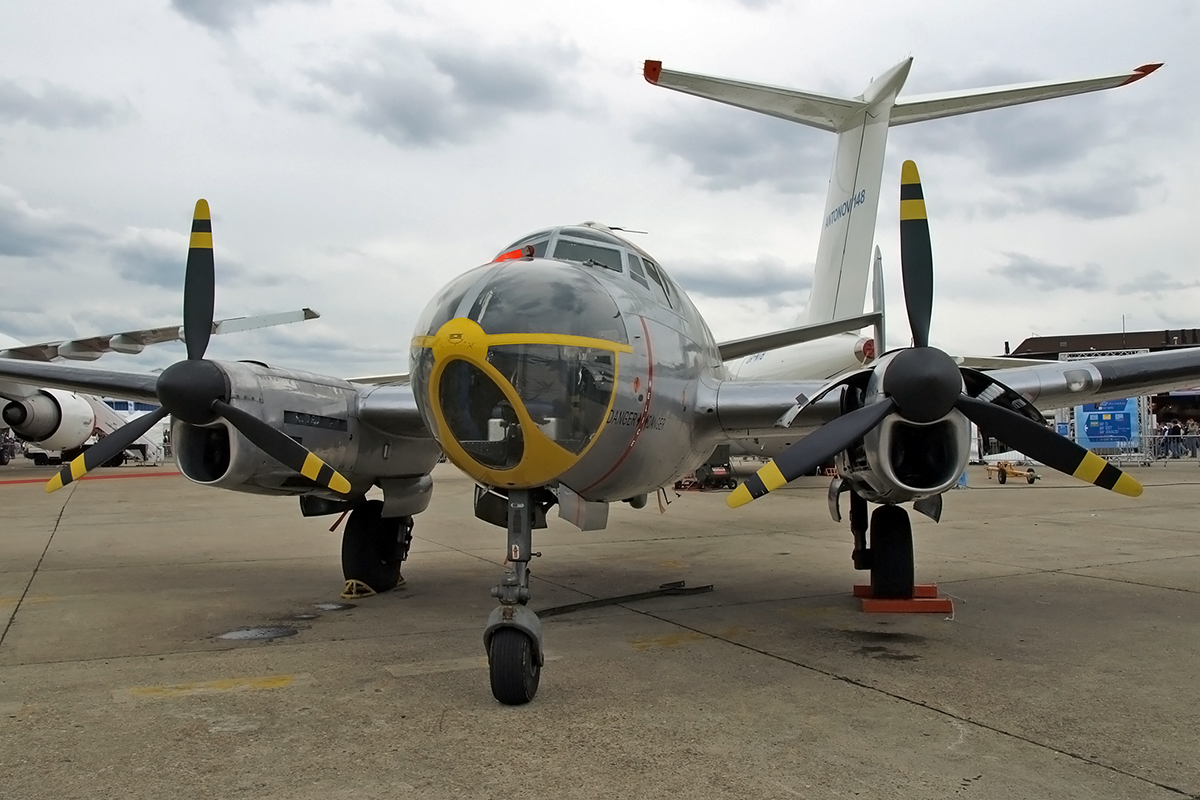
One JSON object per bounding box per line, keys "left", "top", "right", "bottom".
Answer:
{"left": 983, "top": 349, "right": 1200, "bottom": 411}
{"left": 710, "top": 348, "right": 1200, "bottom": 445}
{"left": 717, "top": 312, "right": 880, "bottom": 361}
{"left": 0, "top": 359, "right": 158, "bottom": 402}
{"left": 0, "top": 308, "right": 320, "bottom": 362}
{"left": 346, "top": 372, "right": 410, "bottom": 385}
{"left": 955, "top": 355, "right": 1059, "bottom": 370}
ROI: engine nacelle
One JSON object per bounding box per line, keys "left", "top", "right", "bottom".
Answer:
{"left": 837, "top": 411, "right": 971, "bottom": 504}
{"left": 2, "top": 390, "right": 95, "bottom": 451}
{"left": 172, "top": 361, "right": 441, "bottom": 504}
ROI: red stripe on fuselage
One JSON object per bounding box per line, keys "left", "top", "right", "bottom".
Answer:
{"left": 581, "top": 316, "right": 654, "bottom": 494}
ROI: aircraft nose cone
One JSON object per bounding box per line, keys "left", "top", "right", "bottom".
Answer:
{"left": 882, "top": 347, "right": 961, "bottom": 423}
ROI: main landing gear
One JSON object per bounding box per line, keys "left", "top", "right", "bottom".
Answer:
{"left": 341, "top": 499, "right": 413, "bottom": 596}
{"left": 848, "top": 491, "right": 915, "bottom": 599}
{"left": 484, "top": 489, "right": 544, "bottom": 705}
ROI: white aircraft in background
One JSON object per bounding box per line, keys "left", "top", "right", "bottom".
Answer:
{"left": 0, "top": 309, "right": 318, "bottom": 466}
{"left": 644, "top": 58, "right": 1161, "bottom": 454}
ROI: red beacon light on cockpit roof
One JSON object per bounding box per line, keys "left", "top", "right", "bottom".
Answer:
{"left": 493, "top": 244, "right": 537, "bottom": 263}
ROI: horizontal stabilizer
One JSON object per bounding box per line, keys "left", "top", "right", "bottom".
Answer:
{"left": 891, "top": 64, "right": 1161, "bottom": 126}
{"left": 645, "top": 60, "right": 869, "bottom": 133}
{"left": 718, "top": 312, "right": 880, "bottom": 361}
{"left": 645, "top": 60, "right": 1162, "bottom": 133}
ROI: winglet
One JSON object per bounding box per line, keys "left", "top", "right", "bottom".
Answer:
{"left": 644, "top": 60, "right": 662, "bottom": 84}
{"left": 1122, "top": 63, "right": 1163, "bottom": 86}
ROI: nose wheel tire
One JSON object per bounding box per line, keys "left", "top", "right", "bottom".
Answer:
{"left": 489, "top": 627, "right": 540, "bottom": 705}
{"left": 341, "top": 499, "right": 410, "bottom": 594}
{"left": 869, "top": 504, "right": 915, "bottom": 599}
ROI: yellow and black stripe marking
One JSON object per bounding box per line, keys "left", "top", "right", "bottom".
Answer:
{"left": 899, "top": 161, "right": 926, "bottom": 220}
{"left": 1072, "top": 451, "right": 1142, "bottom": 497}
{"left": 727, "top": 460, "right": 789, "bottom": 508}
{"left": 45, "top": 455, "right": 89, "bottom": 493}
{"left": 300, "top": 452, "right": 352, "bottom": 495}
{"left": 189, "top": 199, "right": 213, "bottom": 249}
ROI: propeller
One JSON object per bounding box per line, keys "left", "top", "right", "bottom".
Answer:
{"left": 727, "top": 161, "right": 1143, "bottom": 508}
{"left": 46, "top": 200, "right": 352, "bottom": 496}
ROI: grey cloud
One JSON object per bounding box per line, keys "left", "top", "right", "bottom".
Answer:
{"left": 973, "top": 167, "right": 1163, "bottom": 221}
{"left": 301, "top": 36, "right": 581, "bottom": 147}
{"left": 988, "top": 252, "right": 1106, "bottom": 292}
{"left": 1119, "top": 270, "right": 1200, "bottom": 297}
{"left": 107, "top": 234, "right": 190, "bottom": 289}
{"left": 106, "top": 230, "right": 286, "bottom": 290}
{"left": 0, "top": 188, "right": 101, "bottom": 257}
{"left": 0, "top": 80, "right": 130, "bottom": 130}
{"left": 637, "top": 106, "right": 831, "bottom": 194}
{"left": 170, "top": 0, "right": 327, "bottom": 32}
{"left": 673, "top": 255, "right": 813, "bottom": 300}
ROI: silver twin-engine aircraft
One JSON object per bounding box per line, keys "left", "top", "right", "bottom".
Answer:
{"left": 0, "top": 58, "right": 1185, "bottom": 705}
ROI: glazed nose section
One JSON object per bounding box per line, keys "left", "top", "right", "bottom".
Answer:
{"left": 419, "top": 316, "right": 626, "bottom": 488}
{"left": 438, "top": 356, "right": 524, "bottom": 470}
{"left": 410, "top": 259, "right": 632, "bottom": 488}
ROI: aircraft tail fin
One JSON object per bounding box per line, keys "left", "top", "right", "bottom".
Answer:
{"left": 644, "top": 60, "right": 1161, "bottom": 326}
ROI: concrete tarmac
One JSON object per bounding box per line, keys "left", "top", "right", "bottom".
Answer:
{"left": 1, "top": 459, "right": 1197, "bottom": 799}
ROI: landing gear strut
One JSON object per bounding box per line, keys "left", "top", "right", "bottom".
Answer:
{"left": 341, "top": 499, "right": 413, "bottom": 594}
{"left": 484, "top": 489, "right": 544, "bottom": 705}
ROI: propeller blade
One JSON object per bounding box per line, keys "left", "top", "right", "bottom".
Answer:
{"left": 212, "top": 400, "right": 352, "bottom": 494}
{"left": 728, "top": 398, "right": 896, "bottom": 508}
{"left": 899, "top": 160, "right": 934, "bottom": 349}
{"left": 183, "top": 199, "right": 215, "bottom": 360}
{"left": 46, "top": 407, "right": 169, "bottom": 493}
{"left": 955, "top": 395, "right": 1142, "bottom": 497}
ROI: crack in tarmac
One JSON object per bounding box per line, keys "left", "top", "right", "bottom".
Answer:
{"left": 0, "top": 483, "right": 76, "bottom": 650}
{"left": 626, "top": 607, "right": 1200, "bottom": 799}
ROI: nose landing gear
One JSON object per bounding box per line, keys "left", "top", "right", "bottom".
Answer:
{"left": 484, "top": 489, "right": 545, "bottom": 704}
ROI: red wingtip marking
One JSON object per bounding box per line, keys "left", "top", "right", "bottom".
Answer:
{"left": 1122, "top": 62, "right": 1163, "bottom": 85}
{"left": 644, "top": 60, "right": 662, "bottom": 84}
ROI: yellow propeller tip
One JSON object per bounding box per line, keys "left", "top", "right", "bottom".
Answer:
{"left": 726, "top": 484, "right": 752, "bottom": 508}
{"left": 45, "top": 477, "right": 64, "bottom": 494}
{"left": 1113, "top": 475, "right": 1143, "bottom": 498}
{"left": 193, "top": 199, "right": 210, "bottom": 220}
{"left": 330, "top": 473, "right": 352, "bottom": 495}
{"left": 901, "top": 160, "right": 921, "bottom": 185}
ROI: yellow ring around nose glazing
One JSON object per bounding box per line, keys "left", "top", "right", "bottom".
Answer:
{"left": 415, "top": 317, "right": 632, "bottom": 488}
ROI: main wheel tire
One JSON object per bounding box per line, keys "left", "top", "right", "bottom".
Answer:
{"left": 1026, "top": 469, "right": 1036, "bottom": 484}
{"left": 489, "top": 627, "right": 540, "bottom": 705}
{"left": 341, "top": 500, "right": 404, "bottom": 593}
{"left": 869, "top": 505, "right": 914, "bottom": 600}
{"left": 0, "top": 450, "right": 8, "bottom": 466}
{"left": 997, "top": 470, "right": 1007, "bottom": 484}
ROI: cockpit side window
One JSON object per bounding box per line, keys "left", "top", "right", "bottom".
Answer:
{"left": 552, "top": 239, "right": 623, "bottom": 272}
{"left": 642, "top": 258, "right": 674, "bottom": 309}
{"left": 626, "top": 253, "right": 650, "bottom": 289}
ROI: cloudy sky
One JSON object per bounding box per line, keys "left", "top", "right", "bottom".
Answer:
{"left": 0, "top": 0, "right": 1195, "bottom": 378}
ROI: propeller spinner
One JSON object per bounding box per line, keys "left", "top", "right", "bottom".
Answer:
{"left": 728, "top": 161, "right": 1142, "bottom": 507}
{"left": 46, "top": 200, "right": 352, "bottom": 496}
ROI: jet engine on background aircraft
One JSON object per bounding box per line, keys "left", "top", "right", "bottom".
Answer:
{"left": 2, "top": 389, "right": 95, "bottom": 451}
